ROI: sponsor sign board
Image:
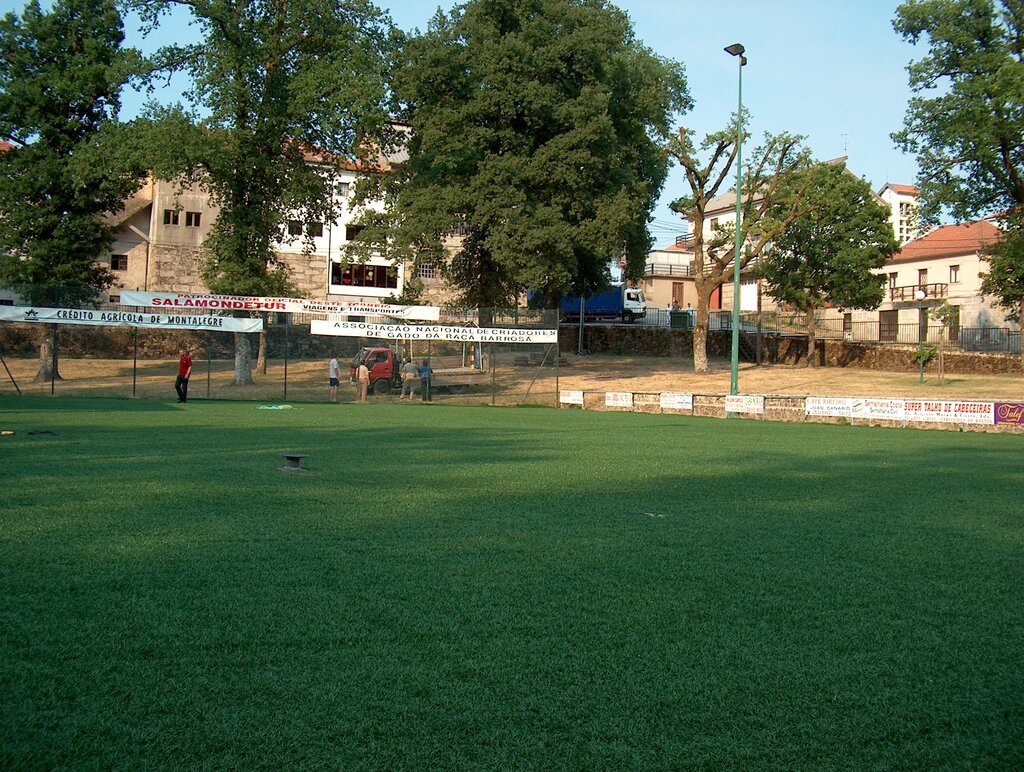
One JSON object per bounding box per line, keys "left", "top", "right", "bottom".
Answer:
{"left": 659, "top": 392, "right": 693, "bottom": 411}
{"left": 560, "top": 390, "right": 584, "bottom": 406}
{"left": 0, "top": 305, "right": 263, "bottom": 332}
{"left": 902, "top": 400, "right": 994, "bottom": 425}
{"left": 120, "top": 290, "right": 440, "bottom": 321}
{"left": 310, "top": 319, "right": 557, "bottom": 344}
{"left": 605, "top": 392, "right": 634, "bottom": 408}
{"left": 725, "top": 394, "right": 765, "bottom": 415}
{"left": 995, "top": 402, "right": 1024, "bottom": 425}
{"left": 805, "top": 397, "right": 856, "bottom": 417}
{"left": 852, "top": 398, "right": 905, "bottom": 421}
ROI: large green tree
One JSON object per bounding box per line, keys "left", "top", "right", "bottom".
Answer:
{"left": 134, "top": 0, "right": 393, "bottom": 383}
{"left": 667, "top": 121, "right": 810, "bottom": 373}
{"left": 893, "top": 0, "right": 1024, "bottom": 358}
{"left": 0, "top": 0, "right": 147, "bottom": 381}
{"left": 355, "top": 0, "right": 689, "bottom": 310}
{"left": 758, "top": 163, "right": 898, "bottom": 366}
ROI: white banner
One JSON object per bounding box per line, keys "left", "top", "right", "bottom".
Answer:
{"left": 725, "top": 394, "right": 765, "bottom": 414}
{"left": 852, "top": 398, "right": 905, "bottom": 421}
{"left": 120, "top": 291, "right": 440, "bottom": 321}
{"left": 605, "top": 392, "right": 634, "bottom": 408}
{"left": 560, "top": 390, "right": 584, "bottom": 405}
{"left": 310, "top": 319, "right": 558, "bottom": 344}
{"left": 0, "top": 305, "right": 263, "bottom": 332}
{"left": 660, "top": 392, "right": 693, "bottom": 410}
{"left": 806, "top": 397, "right": 856, "bottom": 417}
{"left": 903, "top": 399, "right": 994, "bottom": 425}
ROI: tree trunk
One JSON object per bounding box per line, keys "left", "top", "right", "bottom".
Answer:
{"left": 691, "top": 280, "right": 716, "bottom": 374}
{"left": 805, "top": 309, "right": 817, "bottom": 368}
{"left": 233, "top": 332, "right": 254, "bottom": 385}
{"left": 34, "top": 325, "right": 62, "bottom": 383}
{"left": 1020, "top": 298, "right": 1024, "bottom": 365}
{"left": 256, "top": 329, "right": 268, "bottom": 374}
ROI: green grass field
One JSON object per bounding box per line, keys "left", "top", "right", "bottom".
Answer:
{"left": 2, "top": 396, "right": 1022, "bottom": 768}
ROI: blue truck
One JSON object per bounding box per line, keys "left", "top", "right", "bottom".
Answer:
{"left": 559, "top": 283, "right": 647, "bottom": 323}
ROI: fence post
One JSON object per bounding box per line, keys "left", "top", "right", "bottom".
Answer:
{"left": 132, "top": 327, "right": 138, "bottom": 397}
{"left": 283, "top": 318, "right": 289, "bottom": 401}
{"left": 206, "top": 331, "right": 212, "bottom": 399}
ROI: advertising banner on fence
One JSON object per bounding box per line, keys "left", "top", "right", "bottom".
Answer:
{"left": 995, "top": 402, "right": 1024, "bottom": 425}
{"left": 660, "top": 392, "right": 693, "bottom": 411}
{"left": 560, "top": 390, "right": 584, "bottom": 406}
{"left": 725, "top": 394, "right": 765, "bottom": 415}
{"left": 902, "top": 400, "right": 994, "bottom": 425}
{"left": 120, "top": 291, "right": 440, "bottom": 321}
{"left": 0, "top": 305, "right": 263, "bottom": 332}
{"left": 605, "top": 392, "right": 634, "bottom": 408}
{"left": 852, "top": 398, "right": 905, "bottom": 421}
{"left": 310, "top": 319, "right": 557, "bottom": 343}
{"left": 806, "top": 397, "right": 856, "bottom": 417}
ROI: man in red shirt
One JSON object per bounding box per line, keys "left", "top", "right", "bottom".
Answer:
{"left": 175, "top": 347, "right": 192, "bottom": 403}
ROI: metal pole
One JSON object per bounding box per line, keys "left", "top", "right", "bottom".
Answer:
{"left": 132, "top": 327, "right": 138, "bottom": 397}
{"left": 207, "top": 332, "right": 212, "bottom": 399}
{"left": 919, "top": 301, "right": 925, "bottom": 384}
{"left": 728, "top": 45, "right": 746, "bottom": 399}
{"left": 283, "top": 317, "right": 289, "bottom": 401}
{"left": 50, "top": 325, "right": 56, "bottom": 396}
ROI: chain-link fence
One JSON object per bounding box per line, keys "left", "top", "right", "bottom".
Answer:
{"left": 0, "top": 294, "right": 564, "bottom": 405}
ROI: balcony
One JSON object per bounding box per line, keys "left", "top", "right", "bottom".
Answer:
{"left": 889, "top": 283, "right": 948, "bottom": 302}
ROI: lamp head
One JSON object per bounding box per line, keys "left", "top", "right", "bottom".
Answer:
{"left": 915, "top": 288, "right": 927, "bottom": 302}
{"left": 724, "top": 43, "right": 745, "bottom": 57}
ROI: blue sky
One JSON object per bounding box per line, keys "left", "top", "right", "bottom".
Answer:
{"left": 2, "top": 0, "right": 923, "bottom": 246}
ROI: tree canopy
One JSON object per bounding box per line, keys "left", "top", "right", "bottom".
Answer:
{"left": 893, "top": 0, "right": 1024, "bottom": 356}
{"left": 893, "top": 0, "right": 1024, "bottom": 225}
{"left": 357, "top": 0, "right": 689, "bottom": 309}
{"left": 0, "top": 0, "right": 148, "bottom": 380}
{"left": 667, "top": 120, "right": 810, "bottom": 372}
{"left": 759, "top": 162, "right": 898, "bottom": 365}
{"left": 132, "top": 0, "right": 394, "bottom": 381}
{"left": 0, "top": 0, "right": 145, "bottom": 301}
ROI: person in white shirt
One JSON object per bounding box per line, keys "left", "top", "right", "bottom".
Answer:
{"left": 328, "top": 356, "right": 341, "bottom": 402}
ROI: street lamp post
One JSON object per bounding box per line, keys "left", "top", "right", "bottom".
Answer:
{"left": 915, "top": 287, "right": 927, "bottom": 383}
{"left": 725, "top": 43, "right": 746, "bottom": 400}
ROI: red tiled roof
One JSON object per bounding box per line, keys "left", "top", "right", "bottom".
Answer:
{"left": 0, "top": 141, "right": 13, "bottom": 152}
{"left": 889, "top": 219, "right": 1000, "bottom": 263}
{"left": 881, "top": 183, "right": 920, "bottom": 195}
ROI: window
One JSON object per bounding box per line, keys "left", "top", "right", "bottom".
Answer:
{"left": 287, "top": 220, "right": 303, "bottom": 236}
{"left": 331, "top": 262, "right": 399, "bottom": 289}
{"left": 417, "top": 261, "right": 438, "bottom": 280}
{"left": 338, "top": 182, "right": 350, "bottom": 198}
{"left": 949, "top": 264, "right": 960, "bottom": 283}
{"left": 110, "top": 254, "right": 128, "bottom": 271}
{"left": 163, "top": 209, "right": 179, "bottom": 226}
{"left": 0, "top": 298, "right": 13, "bottom": 306}
{"left": 888, "top": 272, "right": 898, "bottom": 290}
{"left": 710, "top": 218, "right": 719, "bottom": 229}
{"left": 306, "top": 222, "right": 323, "bottom": 238}
{"left": 185, "top": 211, "right": 201, "bottom": 228}
{"left": 345, "top": 225, "right": 364, "bottom": 242}
{"left": 108, "top": 295, "right": 120, "bottom": 303}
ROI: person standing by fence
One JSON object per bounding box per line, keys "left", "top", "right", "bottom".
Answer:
{"left": 419, "top": 359, "right": 433, "bottom": 402}
{"left": 328, "top": 356, "right": 341, "bottom": 402}
{"left": 356, "top": 361, "right": 370, "bottom": 402}
{"left": 175, "top": 347, "right": 192, "bottom": 403}
{"left": 401, "top": 357, "right": 418, "bottom": 399}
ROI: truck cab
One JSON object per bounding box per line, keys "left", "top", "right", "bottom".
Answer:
{"left": 350, "top": 347, "right": 400, "bottom": 395}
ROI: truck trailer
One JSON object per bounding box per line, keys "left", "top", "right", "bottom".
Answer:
{"left": 559, "top": 283, "right": 646, "bottom": 323}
